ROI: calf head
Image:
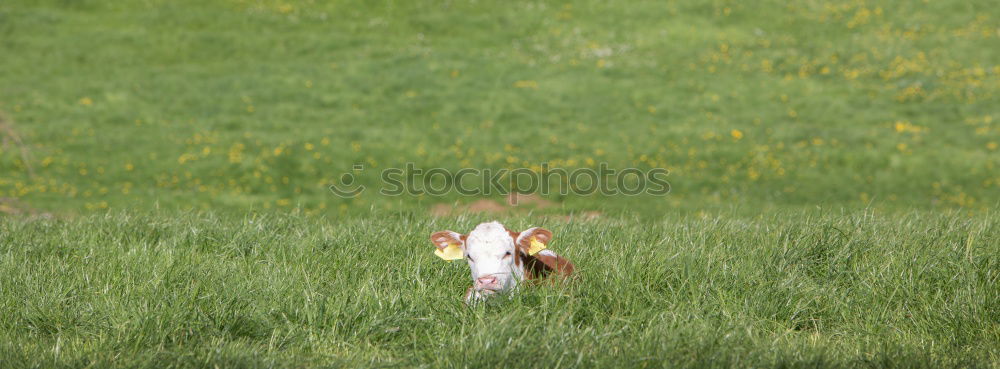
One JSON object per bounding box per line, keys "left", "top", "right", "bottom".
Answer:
{"left": 430, "top": 221, "right": 555, "bottom": 301}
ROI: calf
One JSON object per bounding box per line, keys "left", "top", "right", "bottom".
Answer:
{"left": 429, "top": 221, "right": 574, "bottom": 303}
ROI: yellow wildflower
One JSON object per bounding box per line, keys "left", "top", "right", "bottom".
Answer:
{"left": 514, "top": 80, "right": 539, "bottom": 89}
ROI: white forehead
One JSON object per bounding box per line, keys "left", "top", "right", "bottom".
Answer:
{"left": 465, "top": 221, "right": 514, "bottom": 253}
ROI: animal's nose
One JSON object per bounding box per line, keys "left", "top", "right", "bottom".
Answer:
{"left": 475, "top": 275, "right": 498, "bottom": 288}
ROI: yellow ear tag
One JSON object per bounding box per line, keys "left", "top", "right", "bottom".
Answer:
{"left": 434, "top": 243, "right": 464, "bottom": 261}
{"left": 528, "top": 237, "right": 547, "bottom": 256}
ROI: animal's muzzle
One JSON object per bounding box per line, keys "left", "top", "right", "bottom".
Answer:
{"left": 474, "top": 275, "right": 502, "bottom": 291}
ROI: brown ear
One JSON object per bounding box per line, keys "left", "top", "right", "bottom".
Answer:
{"left": 533, "top": 250, "right": 575, "bottom": 277}
{"left": 429, "top": 231, "right": 464, "bottom": 250}
{"left": 514, "top": 227, "right": 553, "bottom": 254}
{"left": 506, "top": 228, "right": 521, "bottom": 243}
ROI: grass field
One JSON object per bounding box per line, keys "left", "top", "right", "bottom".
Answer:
{"left": 1, "top": 0, "right": 999, "bottom": 367}
{"left": 2, "top": 0, "right": 998, "bottom": 215}
{"left": 1, "top": 212, "right": 997, "bottom": 367}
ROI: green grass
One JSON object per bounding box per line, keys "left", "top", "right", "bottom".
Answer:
{"left": 2, "top": 0, "right": 1000, "bottom": 367}
{"left": 1, "top": 211, "right": 997, "bottom": 368}
{"left": 0, "top": 0, "right": 998, "bottom": 215}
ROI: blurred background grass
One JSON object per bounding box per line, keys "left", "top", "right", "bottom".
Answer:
{"left": 1, "top": 0, "right": 998, "bottom": 217}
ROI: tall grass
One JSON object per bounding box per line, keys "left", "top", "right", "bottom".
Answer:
{"left": 1, "top": 211, "right": 996, "bottom": 367}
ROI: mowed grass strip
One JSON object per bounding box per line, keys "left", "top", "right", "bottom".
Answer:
{"left": 0, "top": 211, "right": 996, "bottom": 368}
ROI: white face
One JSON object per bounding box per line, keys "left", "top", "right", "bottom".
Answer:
{"left": 464, "top": 222, "right": 523, "bottom": 294}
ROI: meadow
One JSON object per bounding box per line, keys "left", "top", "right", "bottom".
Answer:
{"left": 1, "top": 0, "right": 998, "bottom": 367}
{"left": 1, "top": 212, "right": 997, "bottom": 368}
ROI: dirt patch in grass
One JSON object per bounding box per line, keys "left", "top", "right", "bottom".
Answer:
{"left": 430, "top": 193, "right": 601, "bottom": 221}
{"left": 430, "top": 199, "right": 510, "bottom": 216}
{"left": 0, "top": 197, "right": 51, "bottom": 218}
{"left": 0, "top": 112, "right": 35, "bottom": 178}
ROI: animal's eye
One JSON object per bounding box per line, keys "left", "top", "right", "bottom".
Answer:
{"left": 503, "top": 251, "right": 512, "bottom": 258}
